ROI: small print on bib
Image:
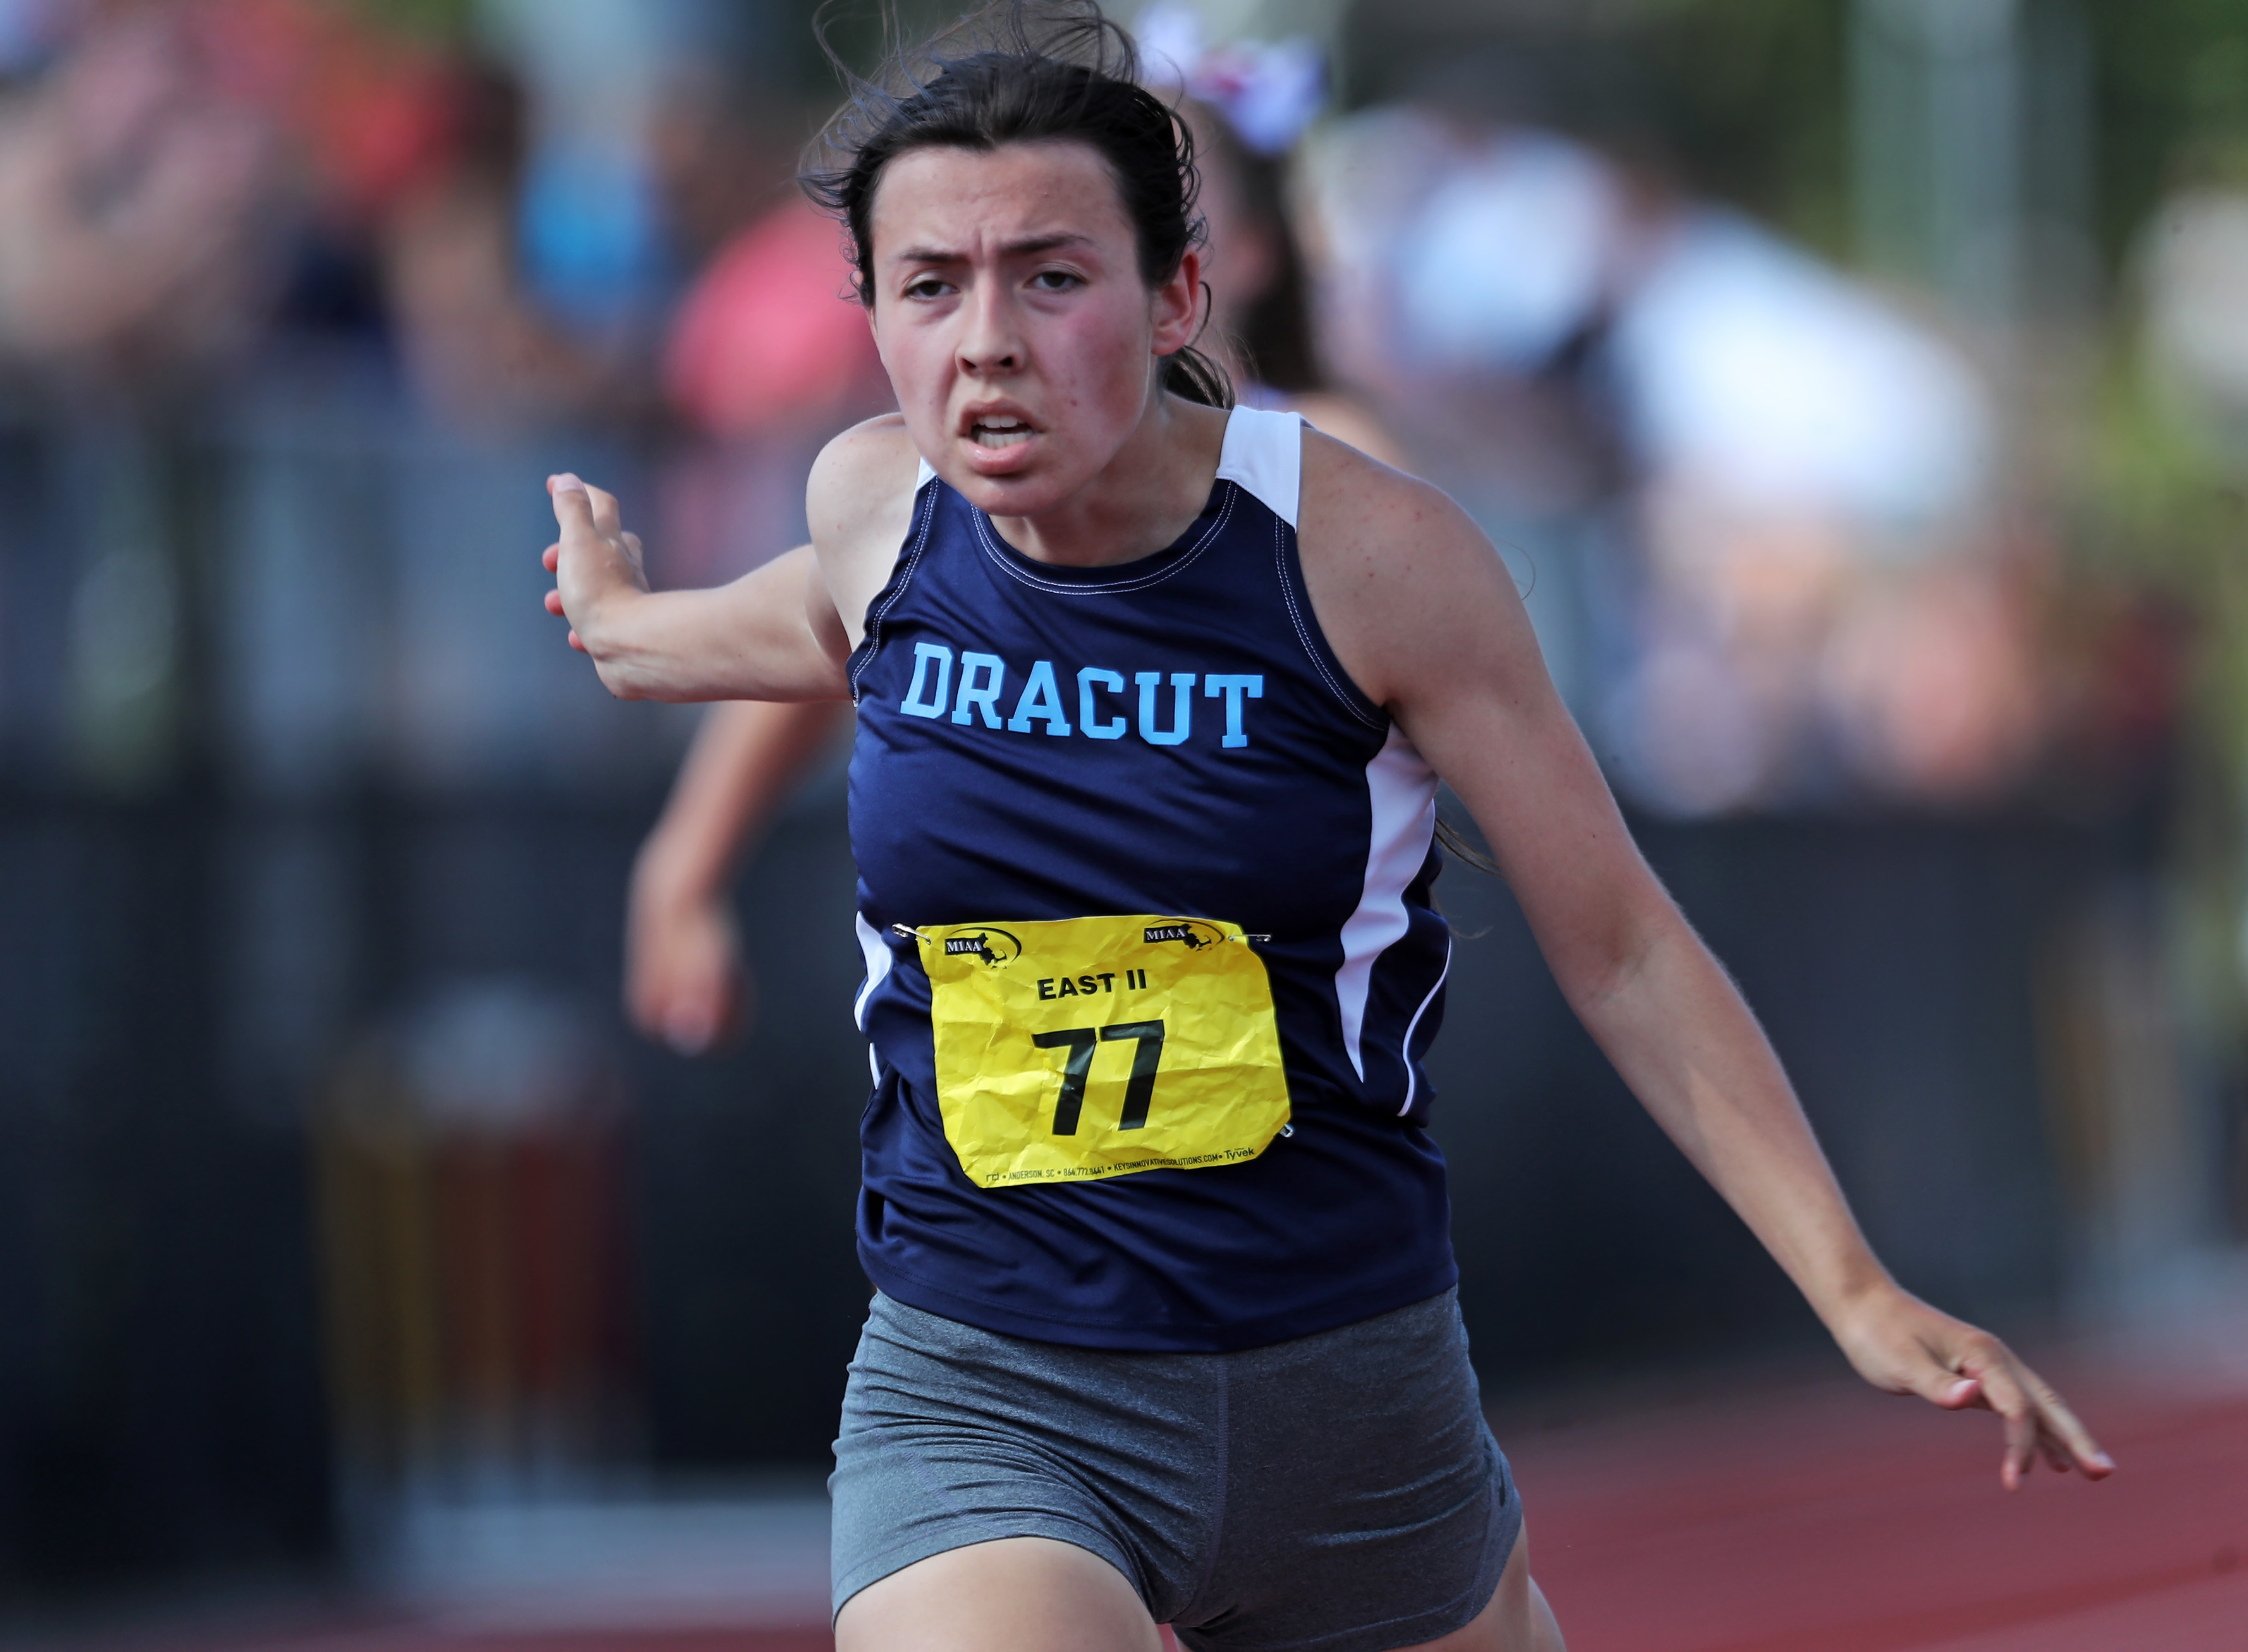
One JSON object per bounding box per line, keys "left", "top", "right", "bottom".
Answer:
{"left": 903, "top": 914, "right": 1293, "bottom": 1189}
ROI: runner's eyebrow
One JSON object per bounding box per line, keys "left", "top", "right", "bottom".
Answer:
{"left": 892, "top": 233, "right": 1097, "bottom": 264}
{"left": 1001, "top": 233, "right": 1094, "bottom": 257}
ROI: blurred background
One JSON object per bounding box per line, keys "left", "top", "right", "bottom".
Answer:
{"left": 0, "top": 1, "right": 2245, "bottom": 1648}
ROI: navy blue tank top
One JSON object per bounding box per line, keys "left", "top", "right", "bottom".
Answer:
{"left": 846, "top": 407, "right": 1458, "bottom": 1351}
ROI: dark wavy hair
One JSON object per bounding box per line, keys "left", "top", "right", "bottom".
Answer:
{"left": 800, "top": 0, "right": 1233, "bottom": 408}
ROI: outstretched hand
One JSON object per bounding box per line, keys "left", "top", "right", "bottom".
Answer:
{"left": 542, "top": 472, "right": 647, "bottom": 653}
{"left": 1831, "top": 1283, "right": 2113, "bottom": 1490}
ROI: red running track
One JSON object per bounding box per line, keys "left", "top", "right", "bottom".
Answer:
{"left": 1498, "top": 1354, "right": 2248, "bottom": 1650}
{"left": 35, "top": 1348, "right": 2247, "bottom": 1652}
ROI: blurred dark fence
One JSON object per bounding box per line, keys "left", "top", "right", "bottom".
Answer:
{"left": 0, "top": 774, "right": 869, "bottom": 1598}
{"left": 0, "top": 788, "right": 332, "bottom": 1591}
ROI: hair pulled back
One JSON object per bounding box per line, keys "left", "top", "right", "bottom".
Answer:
{"left": 801, "top": 0, "right": 1232, "bottom": 408}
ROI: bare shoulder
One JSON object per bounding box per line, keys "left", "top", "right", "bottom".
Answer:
{"left": 809, "top": 414, "right": 922, "bottom": 546}
{"left": 1297, "top": 427, "right": 1495, "bottom": 603}
{"left": 1295, "top": 427, "right": 1536, "bottom": 712}
{"left": 809, "top": 414, "right": 925, "bottom": 645}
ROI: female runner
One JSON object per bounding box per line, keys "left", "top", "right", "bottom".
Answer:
{"left": 623, "top": 82, "right": 1398, "bottom": 1055}
{"left": 542, "top": 7, "right": 2110, "bottom": 1650}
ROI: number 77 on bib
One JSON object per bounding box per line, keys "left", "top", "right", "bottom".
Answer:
{"left": 905, "top": 915, "right": 1293, "bottom": 1189}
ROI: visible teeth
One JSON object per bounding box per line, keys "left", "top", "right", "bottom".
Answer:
{"left": 972, "top": 422, "right": 1033, "bottom": 449}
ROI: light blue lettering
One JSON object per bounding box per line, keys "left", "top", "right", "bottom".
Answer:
{"left": 1078, "top": 667, "right": 1127, "bottom": 739}
{"left": 901, "top": 643, "right": 953, "bottom": 719}
{"left": 1204, "top": 674, "right": 1264, "bottom": 748}
{"left": 1136, "top": 671, "right": 1195, "bottom": 746}
{"left": 1006, "top": 660, "right": 1073, "bottom": 735}
{"left": 953, "top": 652, "right": 1006, "bottom": 728}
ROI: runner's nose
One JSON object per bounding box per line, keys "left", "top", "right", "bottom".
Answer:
{"left": 957, "top": 282, "right": 1023, "bottom": 375}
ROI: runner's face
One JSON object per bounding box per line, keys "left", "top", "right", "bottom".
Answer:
{"left": 865, "top": 140, "right": 1201, "bottom": 515}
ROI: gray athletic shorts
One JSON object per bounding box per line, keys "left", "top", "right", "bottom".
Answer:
{"left": 829, "top": 1289, "right": 1520, "bottom": 1652}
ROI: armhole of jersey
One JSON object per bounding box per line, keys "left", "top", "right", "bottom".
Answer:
{"left": 846, "top": 465, "right": 942, "bottom": 703}
{"left": 1230, "top": 406, "right": 1387, "bottom": 731}
{"left": 1214, "top": 404, "right": 1302, "bottom": 526}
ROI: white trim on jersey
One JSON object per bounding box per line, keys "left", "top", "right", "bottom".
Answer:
{"left": 1335, "top": 724, "right": 1439, "bottom": 1081}
{"left": 1398, "top": 936, "right": 1452, "bottom": 1115}
{"left": 1215, "top": 404, "right": 1304, "bottom": 528}
{"left": 915, "top": 455, "right": 937, "bottom": 489}
{"left": 854, "top": 911, "right": 893, "bottom": 1031}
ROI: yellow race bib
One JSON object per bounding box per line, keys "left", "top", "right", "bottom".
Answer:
{"left": 905, "top": 914, "right": 1293, "bottom": 1189}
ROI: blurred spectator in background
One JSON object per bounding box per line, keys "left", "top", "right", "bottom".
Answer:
{"left": 652, "top": 186, "right": 890, "bottom": 590}
{"left": 376, "top": 52, "right": 645, "bottom": 431}
{"left": 0, "top": 0, "right": 813, "bottom": 431}
{"left": 477, "top": 0, "right": 676, "bottom": 344}
{"left": 386, "top": 0, "right": 695, "bottom": 432}
{"left": 0, "top": 0, "right": 276, "bottom": 386}
{"left": 0, "top": 0, "right": 537, "bottom": 393}
{"left": 1299, "top": 97, "right": 2043, "bottom": 817}
{"left": 1606, "top": 203, "right": 2036, "bottom": 813}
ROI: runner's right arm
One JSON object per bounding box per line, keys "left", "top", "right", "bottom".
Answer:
{"left": 543, "top": 477, "right": 852, "bottom": 701}
{"left": 542, "top": 419, "right": 920, "bottom": 699}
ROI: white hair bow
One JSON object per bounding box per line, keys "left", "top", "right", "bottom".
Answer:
{"left": 1137, "top": 3, "right": 1326, "bottom": 155}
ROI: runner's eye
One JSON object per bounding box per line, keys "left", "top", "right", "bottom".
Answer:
{"left": 1029, "top": 270, "right": 1084, "bottom": 292}
{"left": 904, "top": 276, "right": 954, "bottom": 300}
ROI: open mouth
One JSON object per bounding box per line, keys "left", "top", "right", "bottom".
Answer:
{"left": 968, "top": 415, "right": 1037, "bottom": 450}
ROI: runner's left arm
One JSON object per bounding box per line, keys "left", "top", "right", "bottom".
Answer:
{"left": 628, "top": 696, "right": 853, "bottom": 1053}
{"left": 1297, "top": 432, "right": 2112, "bottom": 1493}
